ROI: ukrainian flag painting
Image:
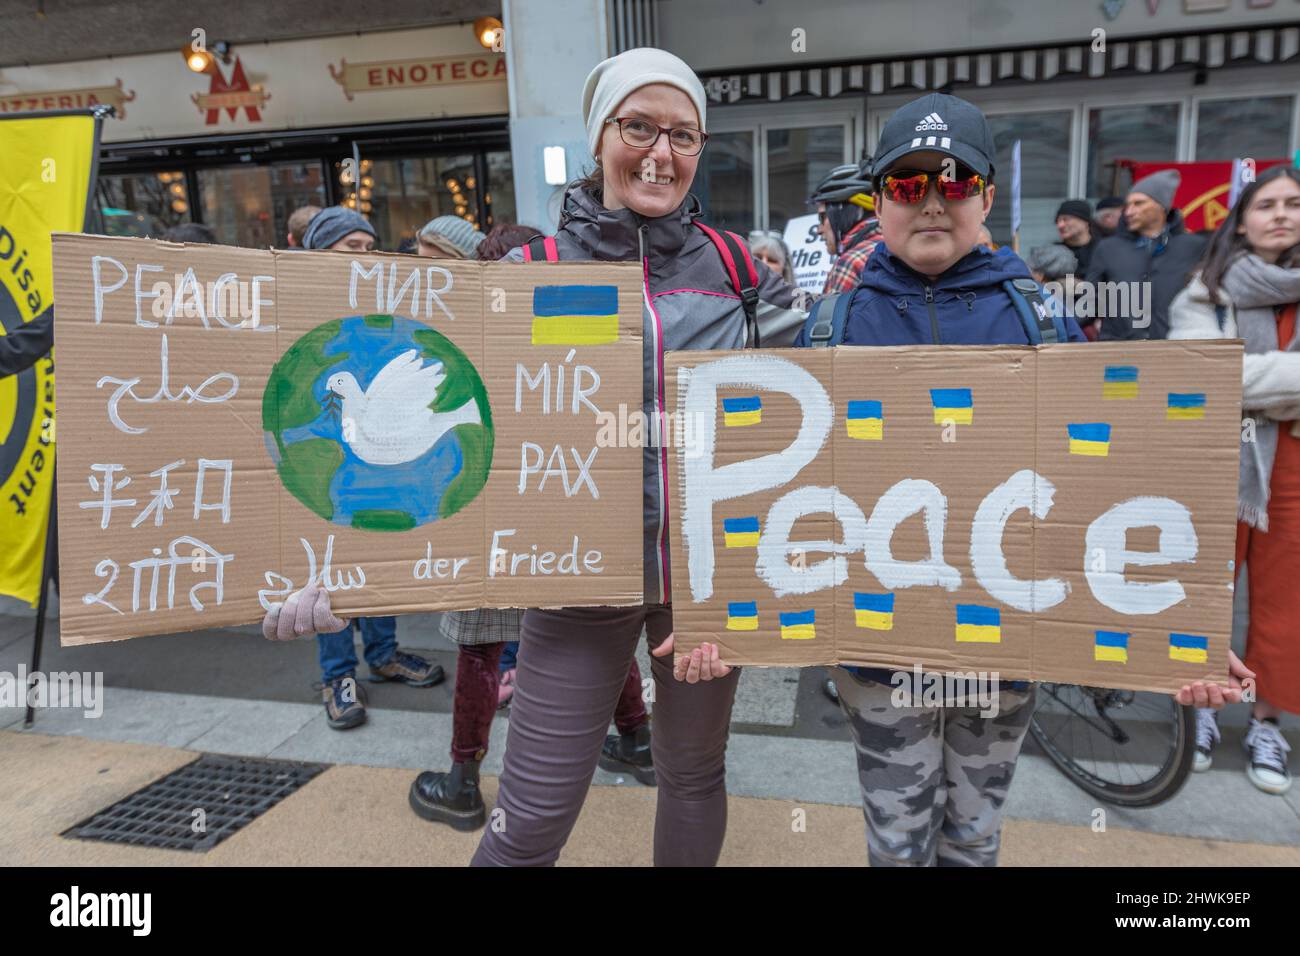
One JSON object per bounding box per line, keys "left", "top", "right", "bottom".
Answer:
{"left": 955, "top": 604, "right": 1001, "bottom": 643}
{"left": 1068, "top": 422, "right": 1112, "bottom": 457}
{"left": 722, "top": 396, "right": 762, "bottom": 426}
{"left": 1103, "top": 365, "right": 1139, "bottom": 399}
{"left": 846, "top": 400, "right": 884, "bottom": 440}
{"left": 1169, "top": 633, "right": 1209, "bottom": 664}
{"left": 724, "top": 517, "right": 760, "bottom": 548}
{"left": 931, "top": 388, "right": 973, "bottom": 425}
{"left": 1167, "top": 393, "right": 1207, "bottom": 421}
{"left": 531, "top": 285, "right": 620, "bottom": 345}
{"left": 726, "top": 601, "right": 758, "bottom": 631}
{"left": 854, "top": 592, "right": 895, "bottom": 630}
{"left": 1094, "top": 630, "right": 1130, "bottom": 663}
{"left": 779, "top": 610, "right": 816, "bottom": 641}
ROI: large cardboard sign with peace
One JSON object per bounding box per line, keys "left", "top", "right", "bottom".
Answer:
{"left": 667, "top": 342, "right": 1243, "bottom": 693}
{"left": 51, "top": 234, "right": 644, "bottom": 644}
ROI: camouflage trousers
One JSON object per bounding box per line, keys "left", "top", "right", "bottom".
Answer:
{"left": 831, "top": 668, "right": 1036, "bottom": 867}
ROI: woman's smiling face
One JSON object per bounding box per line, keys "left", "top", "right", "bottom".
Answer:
{"left": 597, "top": 84, "right": 701, "bottom": 218}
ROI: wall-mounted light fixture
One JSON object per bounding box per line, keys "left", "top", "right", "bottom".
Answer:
{"left": 474, "top": 16, "right": 503, "bottom": 50}
{"left": 182, "top": 40, "right": 231, "bottom": 74}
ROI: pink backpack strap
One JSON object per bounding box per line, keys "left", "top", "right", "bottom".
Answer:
{"left": 523, "top": 235, "right": 559, "bottom": 262}
{"left": 694, "top": 221, "right": 761, "bottom": 348}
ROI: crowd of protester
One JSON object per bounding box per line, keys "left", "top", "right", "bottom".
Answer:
{"left": 5, "top": 43, "right": 1293, "bottom": 867}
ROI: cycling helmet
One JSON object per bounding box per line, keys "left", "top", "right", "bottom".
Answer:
{"left": 809, "top": 162, "right": 875, "bottom": 212}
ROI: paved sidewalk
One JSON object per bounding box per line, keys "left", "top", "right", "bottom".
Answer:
{"left": 2, "top": 594, "right": 1297, "bottom": 860}
{"left": 3, "top": 731, "right": 1298, "bottom": 867}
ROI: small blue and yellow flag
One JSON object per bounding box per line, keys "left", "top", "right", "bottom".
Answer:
{"left": 722, "top": 396, "right": 762, "bottom": 426}
{"left": 531, "top": 285, "right": 619, "bottom": 345}
{"left": 724, "top": 517, "right": 760, "bottom": 548}
{"left": 1103, "top": 365, "right": 1139, "bottom": 399}
{"left": 854, "top": 592, "right": 895, "bottom": 630}
{"left": 1094, "top": 630, "right": 1130, "bottom": 663}
{"left": 1169, "top": 633, "right": 1209, "bottom": 664}
{"left": 1167, "top": 393, "right": 1207, "bottom": 420}
{"left": 931, "top": 388, "right": 973, "bottom": 425}
{"left": 846, "top": 400, "right": 884, "bottom": 440}
{"left": 779, "top": 609, "right": 816, "bottom": 641}
{"left": 1068, "top": 422, "right": 1112, "bottom": 457}
{"left": 955, "top": 604, "right": 1001, "bottom": 643}
{"left": 726, "top": 601, "right": 758, "bottom": 631}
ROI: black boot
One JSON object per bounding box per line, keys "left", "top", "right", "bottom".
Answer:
{"left": 598, "top": 723, "right": 656, "bottom": 786}
{"left": 408, "top": 760, "right": 487, "bottom": 831}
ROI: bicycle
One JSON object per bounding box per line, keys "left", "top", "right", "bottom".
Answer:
{"left": 1027, "top": 683, "right": 1196, "bottom": 808}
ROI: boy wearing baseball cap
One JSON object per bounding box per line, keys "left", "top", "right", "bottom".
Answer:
{"left": 796, "top": 93, "right": 1244, "bottom": 866}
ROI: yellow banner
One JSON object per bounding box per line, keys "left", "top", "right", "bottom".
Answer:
{"left": 0, "top": 112, "right": 98, "bottom": 605}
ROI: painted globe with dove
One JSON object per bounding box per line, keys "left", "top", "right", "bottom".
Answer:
{"left": 262, "top": 314, "right": 493, "bottom": 531}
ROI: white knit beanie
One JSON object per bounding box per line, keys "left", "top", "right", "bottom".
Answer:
{"left": 581, "top": 47, "right": 707, "bottom": 158}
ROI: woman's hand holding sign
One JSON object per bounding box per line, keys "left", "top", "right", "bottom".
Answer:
{"left": 1175, "top": 649, "right": 1253, "bottom": 709}
{"left": 654, "top": 633, "right": 733, "bottom": 683}
{"left": 262, "top": 583, "right": 350, "bottom": 641}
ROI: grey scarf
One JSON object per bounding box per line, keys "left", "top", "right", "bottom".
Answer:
{"left": 1221, "top": 253, "right": 1300, "bottom": 530}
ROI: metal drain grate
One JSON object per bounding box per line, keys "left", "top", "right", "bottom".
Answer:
{"left": 63, "top": 753, "right": 329, "bottom": 852}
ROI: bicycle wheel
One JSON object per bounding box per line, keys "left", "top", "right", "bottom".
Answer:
{"left": 1027, "top": 683, "right": 1195, "bottom": 808}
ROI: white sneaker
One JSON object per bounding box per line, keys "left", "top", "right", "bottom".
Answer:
{"left": 1243, "top": 718, "right": 1293, "bottom": 795}
{"left": 1192, "top": 707, "right": 1219, "bottom": 773}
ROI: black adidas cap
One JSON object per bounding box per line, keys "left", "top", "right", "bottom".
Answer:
{"left": 870, "top": 92, "right": 997, "bottom": 182}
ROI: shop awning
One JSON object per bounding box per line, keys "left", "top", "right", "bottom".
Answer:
{"left": 699, "top": 26, "right": 1300, "bottom": 104}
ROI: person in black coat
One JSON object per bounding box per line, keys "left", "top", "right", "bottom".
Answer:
{"left": 1084, "top": 169, "right": 1208, "bottom": 341}
{"left": 0, "top": 306, "right": 52, "bottom": 378}
{"left": 1054, "top": 199, "right": 1099, "bottom": 273}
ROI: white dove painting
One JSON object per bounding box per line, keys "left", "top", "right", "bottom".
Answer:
{"left": 326, "top": 350, "right": 483, "bottom": 466}
{"left": 266, "top": 315, "right": 494, "bottom": 530}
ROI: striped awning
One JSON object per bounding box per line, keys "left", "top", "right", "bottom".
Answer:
{"left": 699, "top": 26, "right": 1300, "bottom": 104}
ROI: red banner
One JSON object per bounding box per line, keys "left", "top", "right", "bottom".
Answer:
{"left": 1123, "top": 159, "right": 1287, "bottom": 233}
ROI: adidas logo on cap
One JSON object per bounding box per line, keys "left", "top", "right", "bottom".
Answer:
{"left": 915, "top": 112, "right": 948, "bottom": 131}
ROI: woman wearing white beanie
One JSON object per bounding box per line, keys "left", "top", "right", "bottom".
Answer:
{"left": 471, "top": 46, "right": 806, "bottom": 865}
{"left": 263, "top": 47, "right": 806, "bottom": 865}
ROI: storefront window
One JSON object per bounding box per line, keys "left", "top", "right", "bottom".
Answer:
{"left": 198, "top": 161, "right": 326, "bottom": 248}
{"left": 96, "top": 171, "right": 190, "bottom": 238}
{"left": 766, "top": 125, "right": 846, "bottom": 232}
{"left": 1087, "top": 103, "right": 1180, "bottom": 203}
{"left": 985, "top": 111, "right": 1073, "bottom": 252}
{"left": 363, "top": 154, "right": 480, "bottom": 251}
{"left": 1196, "top": 96, "right": 1294, "bottom": 162}
{"left": 485, "top": 150, "right": 516, "bottom": 230}
{"left": 695, "top": 131, "right": 755, "bottom": 232}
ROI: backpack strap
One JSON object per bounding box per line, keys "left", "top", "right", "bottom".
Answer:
{"left": 522, "top": 235, "right": 559, "bottom": 262}
{"left": 694, "top": 221, "right": 761, "bottom": 348}
{"left": 1003, "top": 278, "right": 1063, "bottom": 345}
{"left": 802, "top": 291, "right": 852, "bottom": 348}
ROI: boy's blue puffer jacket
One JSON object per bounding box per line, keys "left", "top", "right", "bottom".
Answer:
{"left": 794, "top": 242, "right": 1086, "bottom": 687}
{"left": 794, "top": 241, "right": 1087, "bottom": 348}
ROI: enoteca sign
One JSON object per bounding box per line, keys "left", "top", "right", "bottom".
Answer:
{"left": 0, "top": 24, "right": 507, "bottom": 143}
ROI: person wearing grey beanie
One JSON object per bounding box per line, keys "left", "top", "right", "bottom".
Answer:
{"left": 417, "top": 215, "right": 486, "bottom": 259}
{"left": 301, "top": 206, "right": 377, "bottom": 252}
{"left": 1026, "top": 243, "right": 1077, "bottom": 282}
{"left": 1084, "top": 166, "right": 1208, "bottom": 340}
{"left": 297, "top": 204, "right": 445, "bottom": 733}
{"left": 1130, "top": 168, "right": 1180, "bottom": 212}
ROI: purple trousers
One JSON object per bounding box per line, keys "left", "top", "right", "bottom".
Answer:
{"left": 471, "top": 604, "right": 741, "bottom": 867}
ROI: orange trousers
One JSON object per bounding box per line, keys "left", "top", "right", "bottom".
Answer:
{"left": 1234, "top": 303, "right": 1300, "bottom": 714}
